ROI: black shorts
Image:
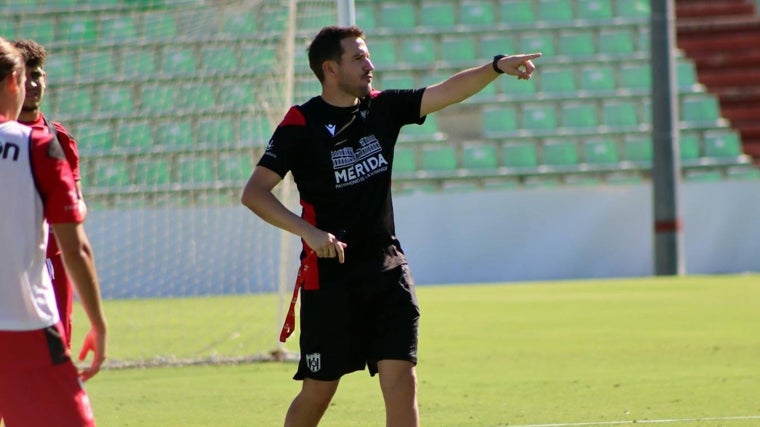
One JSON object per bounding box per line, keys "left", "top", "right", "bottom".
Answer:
{"left": 294, "top": 264, "right": 420, "bottom": 381}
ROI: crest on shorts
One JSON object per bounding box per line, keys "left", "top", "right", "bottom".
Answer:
{"left": 305, "top": 353, "right": 321, "bottom": 372}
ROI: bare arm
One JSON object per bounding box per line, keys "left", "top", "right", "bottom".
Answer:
{"left": 420, "top": 53, "right": 542, "bottom": 117}
{"left": 51, "top": 222, "right": 106, "bottom": 381}
{"left": 241, "top": 166, "right": 346, "bottom": 262}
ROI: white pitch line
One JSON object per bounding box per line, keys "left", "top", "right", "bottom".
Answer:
{"left": 504, "top": 415, "right": 760, "bottom": 427}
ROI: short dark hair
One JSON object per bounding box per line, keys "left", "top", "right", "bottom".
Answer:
{"left": 0, "top": 37, "right": 24, "bottom": 81}
{"left": 307, "top": 26, "right": 365, "bottom": 83}
{"left": 11, "top": 39, "right": 47, "bottom": 69}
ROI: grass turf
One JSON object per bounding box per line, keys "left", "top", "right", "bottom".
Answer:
{"left": 70, "top": 274, "right": 760, "bottom": 426}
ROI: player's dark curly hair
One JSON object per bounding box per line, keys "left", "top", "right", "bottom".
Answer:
{"left": 0, "top": 37, "right": 24, "bottom": 81}
{"left": 308, "top": 26, "right": 365, "bottom": 83}
{"left": 11, "top": 39, "right": 47, "bottom": 69}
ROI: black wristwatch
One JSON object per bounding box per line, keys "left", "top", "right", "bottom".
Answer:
{"left": 492, "top": 54, "right": 506, "bottom": 74}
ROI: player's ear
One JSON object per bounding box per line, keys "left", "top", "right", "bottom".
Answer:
{"left": 322, "top": 60, "right": 337, "bottom": 80}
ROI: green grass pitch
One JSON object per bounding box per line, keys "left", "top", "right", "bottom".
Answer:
{"left": 68, "top": 274, "right": 759, "bottom": 426}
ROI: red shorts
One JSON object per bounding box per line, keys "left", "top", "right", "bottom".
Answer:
{"left": 0, "top": 324, "right": 96, "bottom": 427}
{"left": 49, "top": 254, "right": 75, "bottom": 349}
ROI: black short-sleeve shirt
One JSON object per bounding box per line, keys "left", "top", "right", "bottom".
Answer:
{"left": 257, "top": 88, "right": 426, "bottom": 276}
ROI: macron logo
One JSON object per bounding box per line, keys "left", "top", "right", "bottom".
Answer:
{"left": 325, "top": 124, "right": 336, "bottom": 136}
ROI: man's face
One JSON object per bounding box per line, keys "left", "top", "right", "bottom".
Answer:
{"left": 335, "top": 37, "right": 374, "bottom": 98}
{"left": 22, "top": 64, "right": 46, "bottom": 112}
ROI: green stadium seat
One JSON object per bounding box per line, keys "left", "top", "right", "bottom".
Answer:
{"left": 379, "top": 3, "right": 416, "bottom": 29}
{"left": 294, "top": 78, "right": 321, "bottom": 102}
{"left": 619, "top": 63, "right": 651, "bottom": 91}
{"left": 399, "top": 38, "right": 436, "bottom": 66}
{"left": 220, "top": 9, "right": 257, "bottom": 35}
{"left": 499, "top": 0, "right": 535, "bottom": 24}
{"left": 379, "top": 73, "right": 416, "bottom": 90}
{"left": 66, "top": 87, "right": 94, "bottom": 117}
{"left": 297, "top": 6, "right": 335, "bottom": 32}
{"left": 44, "top": 55, "right": 75, "bottom": 83}
{"left": 140, "top": 85, "right": 177, "bottom": 113}
{"left": 601, "top": 100, "right": 639, "bottom": 128}
{"left": 479, "top": 35, "right": 516, "bottom": 61}
{"left": 25, "top": 17, "right": 56, "bottom": 45}
{"left": 217, "top": 154, "right": 252, "bottom": 181}
{"left": 239, "top": 45, "right": 276, "bottom": 74}
{"left": 100, "top": 16, "right": 138, "bottom": 43}
{"left": 502, "top": 142, "right": 538, "bottom": 168}
{"left": 97, "top": 87, "right": 134, "bottom": 116}
{"left": 482, "top": 106, "right": 518, "bottom": 137}
{"left": 459, "top": 1, "right": 496, "bottom": 26}
{"left": 680, "top": 133, "right": 700, "bottom": 161}
{"left": 219, "top": 81, "right": 256, "bottom": 108}
{"left": 198, "top": 118, "right": 235, "bottom": 146}
{"left": 156, "top": 121, "right": 193, "bottom": 147}
{"left": 583, "top": 139, "right": 619, "bottom": 164}
{"left": 622, "top": 136, "right": 652, "bottom": 163}
{"left": 94, "top": 160, "right": 130, "bottom": 188}
{"left": 726, "top": 166, "right": 760, "bottom": 180}
{"left": 201, "top": 45, "right": 238, "bottom": 74}
{"left": 558, "top": 31, "right": 595, "bottom": 57}
{"left": 440, "top": 36, "right": 477, "bottom": 65}
{"left": 617, "top": 0, "right": 650, "bottom": 18}
{"left": 501, "top": 74, "right": 537, "bottom": 96}
{"left": 76, "top": 123, "right": 115, "bottom": 152}
{"left": 260, "top": 7, "right": 288, "bottom": 32}
{"left": 176, "top": 157, "right": 215, "bottom": 184}
{"left": 579, "top": 66, "right": 615, "bottom": 93}
{"left": 421, "top": 146, "right": 458, "bottom": 171}
{"left": 462, "top": 144, "right": 498, "bottom": 170}
{"left": 393, "top": 147, "right": 417, "bottom": 174}
{"left": 399, "top": 114, "right": 443, "bottom": 143}
{"left": 419, "top": 71, "right": 449, "bottom": 89}
{"left": 537, "top": 0, "right": 573, "bottom": 22}
{"left": 117, "top": 121, "right": 153, "bottom": 150}
{"left": 77, "top": 51, "right": 116, "bottom": 80}
{"left": 677, "top": 60, "right": 699, "bottom": 90}
{"left": 355, "top": 4, "right": 378, "bottom": 30}
{"left": 142, "top": 13, "right": 178, "bottom": 40}
{"left": 160, "top": 47, "right": 197, "bottom": 75}
{"left": 121, "top": 48, "right": 156, "bottom": 77}
{"left": 683, "top": 169, "right": 722, "bottom": 182}
{"left": 576, "top": 0, "right": 613, "bottom": 20}
{"left": 539, "top": 68, "right": 576, "bottom": 94}
{"left": 59, "top": 16, "right": 97, "bottom": 44}
{"left": 239, "top": 115, "right": 274, "bottom": 146}
{"left": 0, "top": 20, "right": 16, "bottom": 40}
{"left": 522, "top": 104, "right": 558, "bottom": 130}
{"left": 681, "top": 94, "right": 721, "bottom": 124}
{"left": 368, "top": 39, "right": 397, "bottom": 65}
{"left": 420, "top": 2, "right": 456, "bottom": 28}
{"left": 561, "top": 102, "right": 597, "bottom": 129}
{"left": 520, "top": 33, "right": 555, "bottom": 57}
{"left": 134, "top": 158, "right": 171, "bottom": 186}
{"left": 703, "top": 131, "right": 742, "bottom": 158}
{"left": 180, "top": 83, "right": 216, "bottom": 111}
{"left": 598, "top": 29, "right": 635, "bottom": 55}
{"left": 542, "top": 140, "right": 579, "bottom": 166}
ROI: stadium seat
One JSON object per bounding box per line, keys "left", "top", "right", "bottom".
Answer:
{"left": 622, "top": 136, "right": 652, "bottom": 163}
{"left": 155, "top": 121, "right": 193, "bottom": 148}
{"left": 598, "top": 29, "right": 635, "bottom": 55}
{"left": 576, "top": 0, "right": 613, "bottom": 20}
{"left": 220, "top": 8, "right": 257, "bottom": 35}
{"left": 140, "top": 84, "right": 177, "bottom": 113}
{"left": 520, "top": 33, "right": 556, "bottom": 57}
{"left": 1, "top": 20, "right": 15, "bottom": 42}
{"left": 501, "top": 73, "right": 537, "bottom": 96}
{"left": 176, "top": 157, "right": 215, "bottom": 184}
{"left": 539, "top": 68, "right": 576, "bottom": 95}
{"left": 683, "top": 169, "right": 722, "bottom": 182}
{"left": 218, "top": 81, "right": 256, "bottom": 108}
{"left": 440, "top": 36, "right": 477, "bottom": 66}
{"left": 459, "top": 1, "right": 496, "bottom": 26}
{"left": 479, "top": 35, "right": 516, "bottom": 61}
{"left": 617, "top": 0, "right": 651, "bottom": 18}
{"left": 367, "top": 39, "right": 397, "bottom": 65}
{"left": 499, "top": 0, "right": 536, "bottom": 24}
{"left": 703, "top": 131, "right": 743, "bottom": 158}
{"left": 399, "top": 37, "right": 436, "bottom": 67}
{"left": 677, "top": 60, "right": 699, "bottom": 90}
{"left": 260, "top": 7, "right": 288, "bottom": 32}
{"left": 601, "top": 100, "right": 639, "bottom": 128}
{"left": 619, "top": 62, "right": 651, "bottom": 91}
{"left": 399, "top": 115, "right": 443, "bottom": 143}
{"left": 726, "top": 165, "right": 760, "bottom": 180}
{"left": 421, "top": 146, "right": 458, "bottom": 171}
{"left": 681, "top": 94, "right": 721, "bottom": 124}
{"left": 25, "top": 17, "right": 56, "bottom": 45}
{"left": 100, "top": 16, "right": 138, "bottom": 43}
{"left": 537, "top": 0, "right": 573, "bottom": 22}
{"left": 522, "top": 104, "right": 558, "bottom": 130}
{"left": 180, "top": 83, "right": 217, "bottom": 111}
{"left": 579, "top": 66, "right": 615, "bottom": 93}
{"left": 96, "top": 87, "right": 134, "bottom": 116}
{"left": 419, "top": 2, "right": 456, "bottom": 28}
{"left": 66, "top": 87, "right": 94, "bottom": 117}
{"left": 680, "top": 133, "right": 700, "bottom": 161}
{"left": 393, "top": 147, "right": 418, "bottom": 174}
{"left": 77, "top": 51, "right": 116, "bottom": 81}
{"left": 379, "top": 3, "right": 416, "bottom": 29}
{"left": 502, "top": 142, "right": 538, "bottom": 168}
{"left": 542, "top": 140, "right": 580, "bottom": 166}
{"left": 217, "top": 154, "right": 252, "bottom": 181}
{"left": 297, "top": 6, "right": 335, "bottom": 32}
{"left": 45, "top": 55, "right": 76, "bottom": 83}
{"left": 121, "top": 48, "right": 157, "bottom": 77}
{"left": 201, "top": 45, "right": 239, "bottom": 75}
{"left": 239, "top": 45, "right": 276, "bottom": 74}
{"left": 378, "top": 73, "right": 416, "bottom": 90}
{"left": 462, "top": 144, "right": 498, "bottom": 170}
{"left": 239, "top": 115, "right": 273, "bottom": 146}
{"left": 117, "top": 121, "right": 154, "bottom": 150}
{"left": 93, "top": 160, "right": 130, "bottom": 187}
{"left": 355, "top": 4, "right": 378, "bottom": 30}
{"left": 582, "top": 138, "right": 619, "bottom": 164}
{"left": 561, "top": 102, "right": 597, "bottom": 129}
{"left": 558, "top": 31, "right": 595, "bottom": 57}
{"left": 59, "top": 16, "right": 97, "bottom": 44}
{"left": 481, "top": 106, "right": 518, "bottom": 137}
{"left": 198, "top": 117, "right": 235, "bottom": 146}
{"left": 142, "top": 13, "right": 178, "bottom": 40}
{"left": 133, "top": 158, "right": 171, "bottom": 186}
{"left": 160, "top": 47, "right": 197, "bottom": 75}
{"left": 76, "top": 122, "right": 115, "bottom": 152}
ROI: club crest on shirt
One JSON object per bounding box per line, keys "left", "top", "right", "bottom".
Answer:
{"left": 306, "top": 353, "right": 321, "bottom": 372}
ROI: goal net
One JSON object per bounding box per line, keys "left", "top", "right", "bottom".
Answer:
{"left": 5, "top": 0, "right": 339, "bottom": 366}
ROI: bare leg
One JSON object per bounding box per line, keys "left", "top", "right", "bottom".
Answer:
{"left": 284, "top": 378, "right": 340, "bottom": 427}
{"left": 377, "top": 360, "right": 419, "bottom": 427}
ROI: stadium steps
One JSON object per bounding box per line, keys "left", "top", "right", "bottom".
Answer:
{"left": 676, "top": 0, "right": 760, "bottom": 164}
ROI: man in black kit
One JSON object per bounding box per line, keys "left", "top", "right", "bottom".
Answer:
{"left": 241, "top": 25, "right": 540, "bottom": 427}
